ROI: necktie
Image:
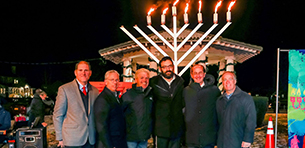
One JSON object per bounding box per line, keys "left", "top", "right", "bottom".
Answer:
{"left": 82, "top": 86, "right": 87, "bottom": 96}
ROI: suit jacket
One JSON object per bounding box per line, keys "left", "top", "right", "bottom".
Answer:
{"left": 94, "top": 87, "right": 127, "bottom": 148}
{"left": 53, "top": 79, "right": 99, "bottom": 146}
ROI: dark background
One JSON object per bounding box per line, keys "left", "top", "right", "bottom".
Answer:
{"left": 0, "top": 0, "right": 304, "bottom": 97}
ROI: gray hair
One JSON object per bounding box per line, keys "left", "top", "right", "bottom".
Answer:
{"left": 135, "top": 68, "right": 150, "bottom": 80}
{"left": 104, "top": 70, "right": 120, "bottom": 80}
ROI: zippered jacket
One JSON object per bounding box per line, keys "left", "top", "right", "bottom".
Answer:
{"left": 122, "top": 84, "right": 153, "bottom": 142}
{"left": 149, "top": 74, "right": 185, "bottom": 139}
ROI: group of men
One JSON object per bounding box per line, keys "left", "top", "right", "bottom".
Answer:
{"left": 52, "top": 57, "right": 256, "bottom": 148}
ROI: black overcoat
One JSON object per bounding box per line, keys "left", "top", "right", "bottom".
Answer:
{"left": 216, "top": 86, "right": 256, "bottom": 148}
{"left": 122, "top": 84, "right": 153, "bottom": 142}
{"left": 183, "top": 74, "right": 221, "bottom": 147}
{"left": 94, "top": 87, "right": 127, "bottom": 148}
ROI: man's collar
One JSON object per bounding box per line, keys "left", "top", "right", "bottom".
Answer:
{"left": 161, "top": 75, "right": 176, "bottom": 84}
{"left": 75, "top": 79, "right": 87, "bottom": 89}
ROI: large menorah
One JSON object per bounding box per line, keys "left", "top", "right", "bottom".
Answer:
{"left": 120, "top": 0, "right": 235, "bottom": 76}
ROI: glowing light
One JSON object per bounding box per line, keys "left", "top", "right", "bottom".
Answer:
{"left": 163, "top": 7, "right": 169, "bottom": 14}
{"left": 198, "top": 0, "right": 202, "bottom": 12}
{"left": 228, "top": 0, "right": 236, "bottom": 11}
{"left": 214, "top": 1, "right": 222, "bottom": 13}
{"left": 184, "top": 3, "right": 189, "bottom": 13}
{"left": 148, "top": 8, "right": 155, "bottom": 15}
{"left": 173, "top": 0, "right": 179, "bottom": 6}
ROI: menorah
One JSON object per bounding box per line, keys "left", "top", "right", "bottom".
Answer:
{"left": 120, "top": 0, "right": 235, "bottom": 76}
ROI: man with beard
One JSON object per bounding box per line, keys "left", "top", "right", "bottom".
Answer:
{"left": 149, "top": 56, "right": 185, "bottom": 148}
{"left": 216, "top": 71, "right": 256, "bottom": 148}
{"left": 183, "top": 64, "right": 220, "bottom": 148}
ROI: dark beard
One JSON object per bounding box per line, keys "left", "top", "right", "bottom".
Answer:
{"left": 161, "top": 71, "right": 174, "bottom": 79}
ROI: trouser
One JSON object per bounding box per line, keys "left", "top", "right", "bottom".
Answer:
{"left": 187, "top": 144, "right": 215, "bottom": 148}
{"left": 156, "top": 136, "right": 181, "bottom": 148}
{"left": 65, "top": 139, "right": 94, "bottom": 148}
{"left": 127, "top": 141, "right": 148, "bottom": 148}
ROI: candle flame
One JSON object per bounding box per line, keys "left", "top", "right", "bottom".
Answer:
{"left": 173, "top": 0, "right": 179, "bottom": 6}
{"left": 184, "top": 3, "right": 189, "bottom": 13}
{"left": 214, "top": 1, "right": 222, "bottom": 13}
{"left": 228, "top": 1, "right": 236, "bottom": 11}
{"left": 198, "top": 0, "right": 202, "bottom": 12}
{"left": 148, "top": 8, "right": 155, "bottom": 15}
{"left": 163, "top": 8, "right": 169, "bottom": 15}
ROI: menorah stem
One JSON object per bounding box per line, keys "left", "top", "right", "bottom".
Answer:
{"left": 148, "top": 26, "right": 174, "bottom": 51}
{"left": 177, "top": 23, "right": 218, "bottom": 65}
{"left": 133, "top": 25, "right": 168, "bottom": 57}
{"left": 177, "top": 23, "right": 203, "bottom": 51}
{"left": 120, "top": 26, "right": 159, "bottom": 63}
{"left": 179, "top": 22, "right": 232, "bottom": 76}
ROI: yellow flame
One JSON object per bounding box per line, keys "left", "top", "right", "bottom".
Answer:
{"left": 173, "top": 0, "right": 179, "bottom": 6}
{"left": 185, "top": 3, "right": 189, "bottom": 13}
{"left": 163, "top": 8, "right": 169, "bottom": 15}
{"left": 148, "top": 8, "right": 155, "bottom": 15}
{"left": 228, "top": 1, "right": 236, "bottom": 11}
{"left": 215, "top": 1, "right": 222, "bottom": 13}
{"left": 199, "top": 0, "right": 202, "bottom": 12}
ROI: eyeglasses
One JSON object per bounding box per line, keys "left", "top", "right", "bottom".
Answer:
{"left": 107, "top": 79, "right": 119, "bottom": 82}
{"left": 161, "top": 65, "right": 173, "bottom": 69}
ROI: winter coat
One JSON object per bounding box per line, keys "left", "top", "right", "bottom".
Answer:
{"left": 122, "top": 84, "right": 153, "bottom": 142}
{"left": 0, "top": 107, "right": 11, "bottom": 130}
{"left": 183, "top": 74, "right": 221, "bottom": 147}
{"left": 94, "top": 87, "right": 127, "bottom": 148}
{"left": 28, "top": 94, "right": 46, "bottom": 124}
{"left": 149, "top": 74, "right": 185, "bottom": 139}
{"left": 216, "top": 86, "right": 256, "bottom": 148}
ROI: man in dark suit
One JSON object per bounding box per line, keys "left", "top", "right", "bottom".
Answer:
{"left": 94, "top": 70, "right": 127, "bottom": 148}
{"left": 53, "top": 61, "right": 99, "bottom": 148}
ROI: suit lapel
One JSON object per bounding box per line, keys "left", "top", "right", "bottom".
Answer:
{"left": 87, "top": 83, "right": 94, "bottom": 116}
{"left": 72, "top": 80, "right": 87, "bottom": 117}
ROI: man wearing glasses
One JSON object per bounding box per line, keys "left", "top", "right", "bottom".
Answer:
{"left": 149, "top": 56, "right": 185, "bottom": 148}
{"left": 94, "top": 70, "right": 127, "bottom": 148}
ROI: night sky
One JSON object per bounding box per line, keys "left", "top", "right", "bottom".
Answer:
{"left": 1, "top": 0, "right": 305, "bottom": 96}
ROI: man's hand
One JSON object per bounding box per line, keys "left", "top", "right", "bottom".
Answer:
{"left": 57, "top": 141, "right": 64, "bottom": 148}
{"left": 241, "top": 141, "right": 251, "bottom": 147}
{"left": 41, "top": 122, "right": 48, "bottom": 127}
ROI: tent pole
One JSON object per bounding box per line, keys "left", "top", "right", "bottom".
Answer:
{"left": 275, "top": 48, "right": 280, "bottom": 148}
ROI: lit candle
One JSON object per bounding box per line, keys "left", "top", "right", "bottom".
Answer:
{"left": 161, "top": 8, "right": 168, "bottom": 25}
{"left": 198, "top": 13, "right": 202, "bottom": 23}
{"left": 172, "top": 0, "right": 179, "bottom": 16}
{"left": 226, "top": 11, "right": 231, "bottom": 22}
{"left": 147, "top": 8, "right": 155, "bottom": 25}
{"left": 213, "top": 1, "right": 222, "bottom": 24}
{"left": 184, "top": 13, "right": 188, "bottom": 24}
{"left": 172, "top": 6, "right": 177, "bottom": 16}
{"left": 147, "top": 15, "right": 152, "bottom": 25}
{"left": 184, "top": 3, "right": 189, "bottom": 24}
{"left": 198, "top": 0, "right": 203, "bottom": 23}
{"left": 227, "top": 1, "right": 236, "bottom": 22}
{"left": 213, "top": 13, "right": 218, "bottom": 24}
